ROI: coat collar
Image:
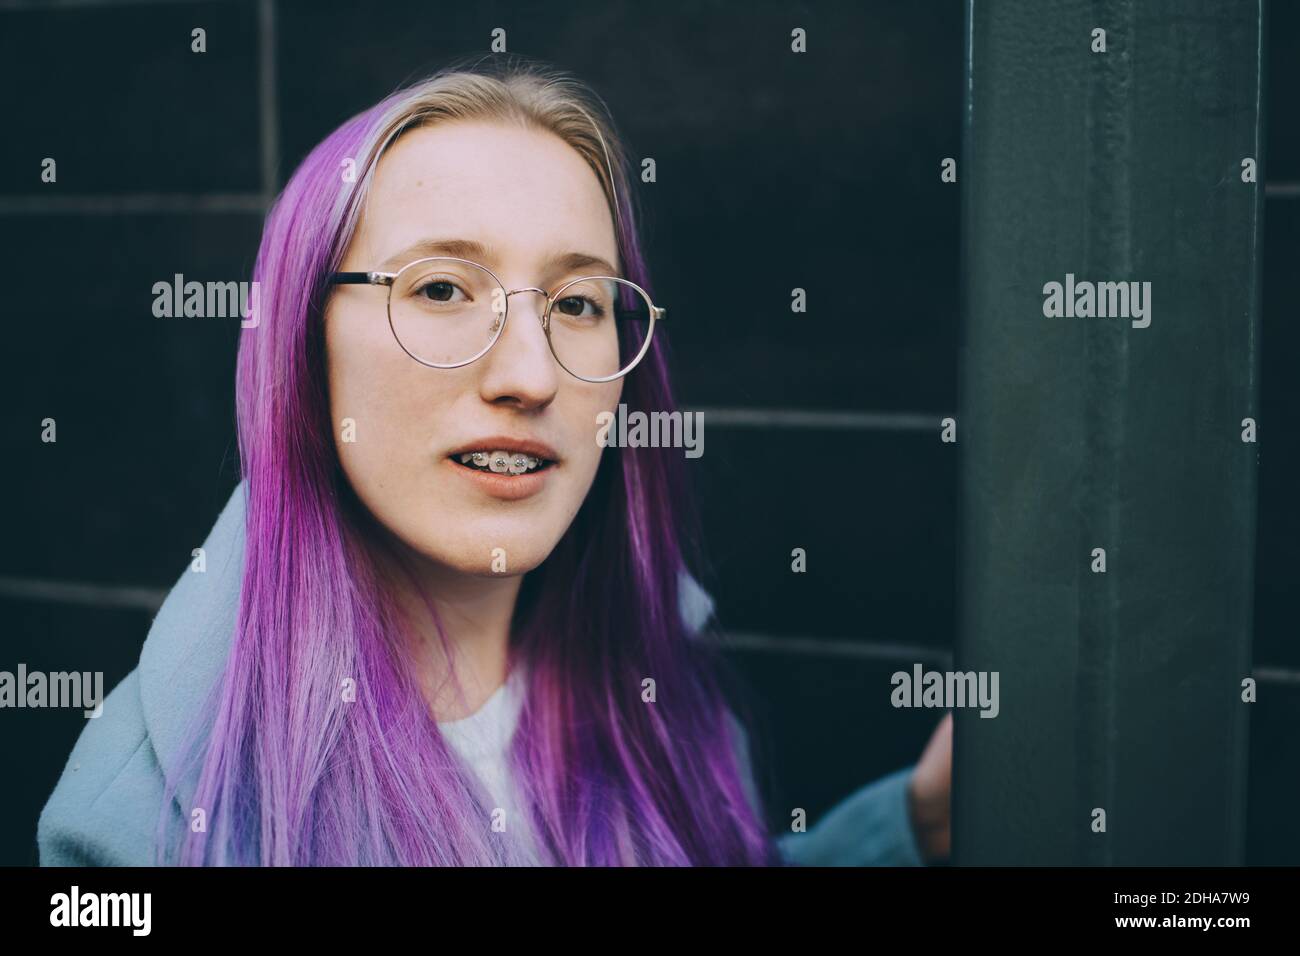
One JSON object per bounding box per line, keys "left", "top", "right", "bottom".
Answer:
{"left": 138, "top": 481, "right": 247, "bottom": 811}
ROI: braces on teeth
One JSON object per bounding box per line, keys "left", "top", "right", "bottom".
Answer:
{"left": 458, "top": 450, "right": 545, "bottom": 475}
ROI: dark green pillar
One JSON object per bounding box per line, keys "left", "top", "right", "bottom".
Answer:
{"left": 954, "top": 0, "right": 1265, "bottom": 865}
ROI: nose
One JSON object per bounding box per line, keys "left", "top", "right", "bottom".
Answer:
{"left": 476, "top": 287, "right": 560, "bottom": 409}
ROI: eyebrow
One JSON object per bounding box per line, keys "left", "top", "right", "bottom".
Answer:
{"left": 377, "top": 237, "right": 622, "bottom": 280}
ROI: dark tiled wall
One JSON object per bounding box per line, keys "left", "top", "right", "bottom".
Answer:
{"left": 0, "top": 0, "right": 1293, "bottom": 866}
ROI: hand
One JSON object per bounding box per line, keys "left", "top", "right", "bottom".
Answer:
{"left": 906, "top": 711, "right": 952, "bottom": 863}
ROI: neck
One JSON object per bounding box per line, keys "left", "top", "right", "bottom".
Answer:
{"left": 375, "top": 534, "right": 524, "bottom": 723}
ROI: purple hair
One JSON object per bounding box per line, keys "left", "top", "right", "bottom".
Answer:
{"left": 156, "top": 57, "right": 779, "bottom": 865}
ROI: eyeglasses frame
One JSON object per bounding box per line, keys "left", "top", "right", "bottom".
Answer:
{"left": 329, "top": 256, "right": 667, "bottom": 384}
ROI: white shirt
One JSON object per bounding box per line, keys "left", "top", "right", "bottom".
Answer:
{"left": 432, "top": 575, "right": 716, "bottom": 862}
{"left": 437, "top": 664, "right": 539, "bottom": 860}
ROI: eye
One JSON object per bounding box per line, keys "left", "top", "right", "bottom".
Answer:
{"left": 555, "top": 294, "right": 605, "bottom": 319}
{"left": 414, "top": 279, "right": 469, "bottom": 304}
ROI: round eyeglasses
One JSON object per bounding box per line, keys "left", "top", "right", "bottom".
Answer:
{"left": 328, "top": 256, "right": 667, "bottom": 383}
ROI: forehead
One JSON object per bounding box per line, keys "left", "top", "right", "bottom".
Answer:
{"left": 357, "top": 119, "right": 618, "bottom": 268}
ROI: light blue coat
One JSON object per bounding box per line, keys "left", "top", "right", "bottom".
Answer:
{"left": 38, "top": 484, "right": 923, "bottom": 866}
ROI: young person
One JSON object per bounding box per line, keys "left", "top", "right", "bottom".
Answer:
{"left": 40, "top": 58, "right": 949, "bottom": 866}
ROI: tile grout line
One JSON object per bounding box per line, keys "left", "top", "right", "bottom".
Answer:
{"left": 0, "top": 576, "right": 168, "bottom": 612}
{"left": 0, "top": 0, "right": 213, "bottom": 9}
{"left": 5, "top": 188, "right": 1300, "bottom": 215}
{"left": 717, "top": 631, "right": 954, "bottom": 666}
{"left": 0, "top": 194, "right": 266, "bottom": 214}
{"left": 3, "top": 575, "right": 1298, "bottom": 685}
{"left": 693, "top": 409, "right": 944, "bottom": 430}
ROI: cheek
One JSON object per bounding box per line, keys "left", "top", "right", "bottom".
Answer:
{"left": 325, "top": 308, "right": 435, "bottom": 497}
{"left": 570, "top": 382, "right": 624, "bottom": 472}
{"left": 547, "top": 383, "right": 623, "bottom": 527}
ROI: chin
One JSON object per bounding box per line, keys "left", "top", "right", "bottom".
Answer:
{"left": 433, "top": 546, "right": 553, "bottom": 578}
{"left": 414, "top": 518, "right": 564, "bottom": 576}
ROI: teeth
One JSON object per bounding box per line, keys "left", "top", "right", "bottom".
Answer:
{"left": 456, "top": 449, "right": 549, "bottom": 475}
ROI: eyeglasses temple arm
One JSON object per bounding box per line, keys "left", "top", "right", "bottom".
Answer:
{"left": 329, "top": 272, "right": 395, "bottom": 286}
{"left": 615, "top": 306, "right": 667, "bottom": 322}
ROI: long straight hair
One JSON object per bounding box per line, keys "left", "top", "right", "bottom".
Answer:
{"left": 158, "top": 56, "right": 778, "bottom": 865}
